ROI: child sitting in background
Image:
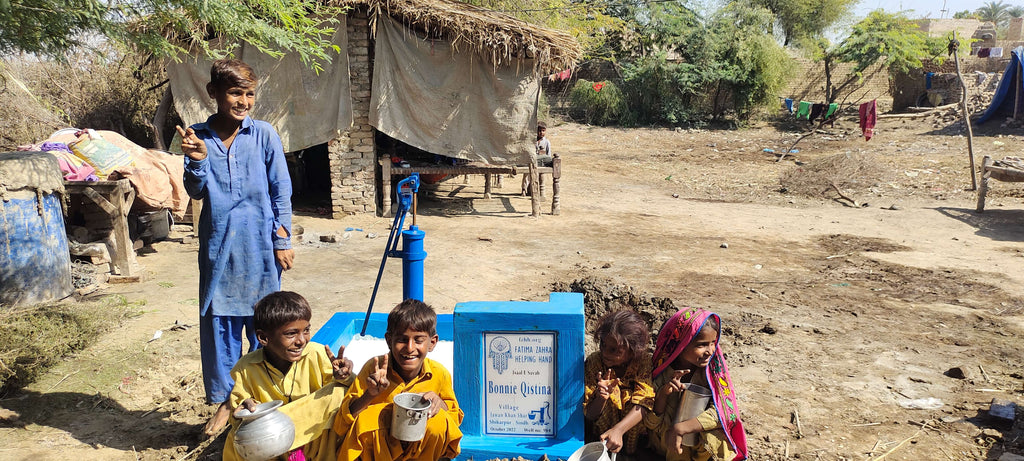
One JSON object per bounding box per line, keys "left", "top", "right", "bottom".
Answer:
{"left": 584, "top": 309, "right": 656, "bottom": 456}
{"left": 225, "top": 291, "right": 354, "bottom": 461}
{"left": 646, "top": 308, "right": 747, "bottom": 461}
{"left": 333, "top": 299, "right": 463, "bottom": 461}
{"left": 522, "top": 123, "right": 553, "bottom": 195}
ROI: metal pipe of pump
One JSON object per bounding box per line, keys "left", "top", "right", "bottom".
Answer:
{"left": 361, "top": 174, "right": 422, "bottom": 335}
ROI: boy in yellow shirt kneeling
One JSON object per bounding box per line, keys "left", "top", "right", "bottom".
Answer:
{"left": 224, "top": 291, "right": 355, "bottom": 461}
{"left": 334, "top": 299, "right": 463, "bottom": 461}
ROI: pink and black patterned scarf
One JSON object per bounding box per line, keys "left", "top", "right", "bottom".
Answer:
{"left": 652, "top": 308, "right": 747, "bottom": 460}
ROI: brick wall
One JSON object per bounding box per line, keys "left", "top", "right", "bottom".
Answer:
{"left": 328, "top": 8, "right": 377, "bottom": 218}
{"left": 916, "top": 19, "right": 984, "bottom": 41}
{"left": 782, "top": 57, "right": 893, "bottom": 111}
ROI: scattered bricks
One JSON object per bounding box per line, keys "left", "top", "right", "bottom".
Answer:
{"left": 988, "top": 398, "right": 1016, "bottom": 427}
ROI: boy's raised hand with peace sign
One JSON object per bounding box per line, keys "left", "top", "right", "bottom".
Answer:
{"left": 325, "top": 344, "right": 354, "bottom": 384}
{"left": 347, "top": 354, "right": 391, "bottom": 417}
{"left": 176, "top": 125, "right": 207, "bottom": 161}
{"left": 365, "top": 355, "right": 390, "bottom": 395}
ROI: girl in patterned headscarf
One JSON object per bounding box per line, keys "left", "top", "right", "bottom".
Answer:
{"left": 645, "top": 308, "right": 747, "bottom": 461}
{"left": 583, "top": 309, "right": 656, "bottom": 455}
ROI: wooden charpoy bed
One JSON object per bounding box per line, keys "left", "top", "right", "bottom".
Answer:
{"left": 380, "top": 155, "right": 562, "bottom": 217}
{"left": 977, "top": 155, "right": 1024, "bottom": 212}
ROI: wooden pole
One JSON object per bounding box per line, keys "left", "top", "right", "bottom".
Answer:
{"left": 952, "top": 32, "right": 978, "bottom": 190}
{"left": 550, "top": 154, "right": 561, "bottom": 215}
{"left": 1016, "top": 60, "right": 1022, "bottom": 120}
{"left": 529, "top": 161, "right": 540, "bottom": 216}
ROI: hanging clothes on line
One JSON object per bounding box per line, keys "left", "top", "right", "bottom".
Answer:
{"left": 990, "top": 47, "right": 1004, "bottom": 58}
{"left": 796, "top": 101, "right": 812, "bottom": 119}
{"left": 784, "top": 98, "right": 794, "bottom": 114}
{"left": 859, "top": 99, "right": 877, "bottom": 141}
{"left": 824, "top": 103, "right": 838, "bottom": 119}
{"left": 925, "top": 72, "right": 935, "bottom": 89}
{"left": 809, "top": 103, "right": 826, "bottom": 121}
{"left": 978, "top": 48, "right": 992, "bottom": 58}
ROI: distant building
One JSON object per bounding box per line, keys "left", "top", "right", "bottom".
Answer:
{"left": 915, "top": 18, "right": 999, "bottom": 49}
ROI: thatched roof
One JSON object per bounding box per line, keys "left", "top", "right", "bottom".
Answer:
{"left": 337, "top": 0, "right": 581, "bottom": 73}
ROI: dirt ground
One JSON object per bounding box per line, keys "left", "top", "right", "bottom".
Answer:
{"left": 2, "top": 112, "right": 1024, "bottom": 460}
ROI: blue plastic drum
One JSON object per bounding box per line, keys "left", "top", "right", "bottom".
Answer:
{"left": 0, "top": 152, "right": 72, "bottom": 306}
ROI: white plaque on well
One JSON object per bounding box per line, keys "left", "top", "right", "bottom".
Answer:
{"left": 483, "top": 332, "right": 557, "bottom": 436}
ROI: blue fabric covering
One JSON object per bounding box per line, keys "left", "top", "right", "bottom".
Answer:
{"left": 925, "top": 72, "right": 935, "bottom": 89}
{"left": 785, "top": 98, "right": 794, "bottom": 113}
{"left": 184, "top": 115, "right": 292, "bottom": 317}
{"left": 979, "top": 47, "right": 1024, "bottom": 124}
{"left": 200, "top": 313, "right": 258, "bottom": 403}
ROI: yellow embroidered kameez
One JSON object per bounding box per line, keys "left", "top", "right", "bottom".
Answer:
{"left": 333, "top": 356, "right": 463, "bottom": 461}
{"left": 583, "top": 351, "right": 656, "bottom": 453}
{"left": 224, "top": 342, "right": 351, "bottom": 461}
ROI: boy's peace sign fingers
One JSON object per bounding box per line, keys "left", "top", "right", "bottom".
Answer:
{"left": 326, "top": 345, "right": 352, "bottom": 381}
{"left": 175, "top": 125, "right": 207, "bottom": 161}
{"left": 366, "top": 355, "right": 389, "bottom": 394}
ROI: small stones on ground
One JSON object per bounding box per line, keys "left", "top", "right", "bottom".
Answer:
{"left": 759, "top": 323, "right": 777, "bottom": 334}
{"left": 754, "top": 264, "right": 762, "bottom": 270}
{"left": 944, "top": 366, "right": 970, "bottom": 380}
{"left": 320, "top": 234, "right": 337, "bottom": 243}
{"left": 981, "top": 428, "right": 1003, "bottom": 440}
{"left": 720, "top": 242, "right": 729, "bottom": 248}
{"left": 367, "top": 233, "right": 378, "bottom": 239}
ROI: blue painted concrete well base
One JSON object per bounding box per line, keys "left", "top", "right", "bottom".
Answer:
{"left": 311, "top": 292, "right": 585, "bottom": 461}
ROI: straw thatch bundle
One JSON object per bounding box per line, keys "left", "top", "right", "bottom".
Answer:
{"left": 335, "top": 0, "right": 581, "bottom": 73}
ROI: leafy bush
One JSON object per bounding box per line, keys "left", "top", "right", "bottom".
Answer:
{"left": 569, "top": 79, "right": 627, "bottom": 125}
{"left": 620, "top": 53, "right": 713, "bottom": 126}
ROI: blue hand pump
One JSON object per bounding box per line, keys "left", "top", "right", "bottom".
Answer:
{"left": 361, "top": 174, "right": 425, "bottom": 335}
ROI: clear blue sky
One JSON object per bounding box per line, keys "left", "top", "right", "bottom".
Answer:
{"left": 854, "top": 0, "right": 1000, "bottom": 20}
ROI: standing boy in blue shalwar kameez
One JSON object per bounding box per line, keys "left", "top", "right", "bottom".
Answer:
{"left": 176, "top": 59, "right": 295, "bottom": 437}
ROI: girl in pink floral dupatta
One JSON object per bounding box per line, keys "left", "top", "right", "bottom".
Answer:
{"left": 644, "top": 308, "right": 747, "bottom": 460}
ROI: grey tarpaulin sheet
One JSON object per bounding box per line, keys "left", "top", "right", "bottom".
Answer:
{"left": 167, "top": 19, "right": 352, "bottom": 153}
{"left": 371, "top": 18, "right": 539, "bottom": 165}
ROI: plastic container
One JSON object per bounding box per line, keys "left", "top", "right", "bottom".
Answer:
{"left": 567, "top": 440, "right": 616, "bottom": 461}
{"left": 391, "top": 392, "right": 431, "bottom": 442}
{"left": 0, "top": 152, "right": 72, "bottom": 306}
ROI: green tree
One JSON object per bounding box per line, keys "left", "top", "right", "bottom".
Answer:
{"left": 975, "top": 1, "right": 1011, "bottom": 27}
{"left": 707, "top": 2, "right": 793, "bottom": 119}
{"left": 1007, "top": 5, "right": 1024, "bottom": 18}
{"left": 748, "top": 0, "right": 858, "bottom": 45}
{"left": 0, "top": 0, "right": 345, "bottom": 71}
{"left": 836, "top": 10, "right": 944, "bottom": 81}
{"left": 953, "top": 10, "right": 979, "bottom": 19}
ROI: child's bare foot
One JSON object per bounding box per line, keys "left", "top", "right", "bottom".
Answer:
{"left": 203, "top": 401, "right": 231, "bottom": 437}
